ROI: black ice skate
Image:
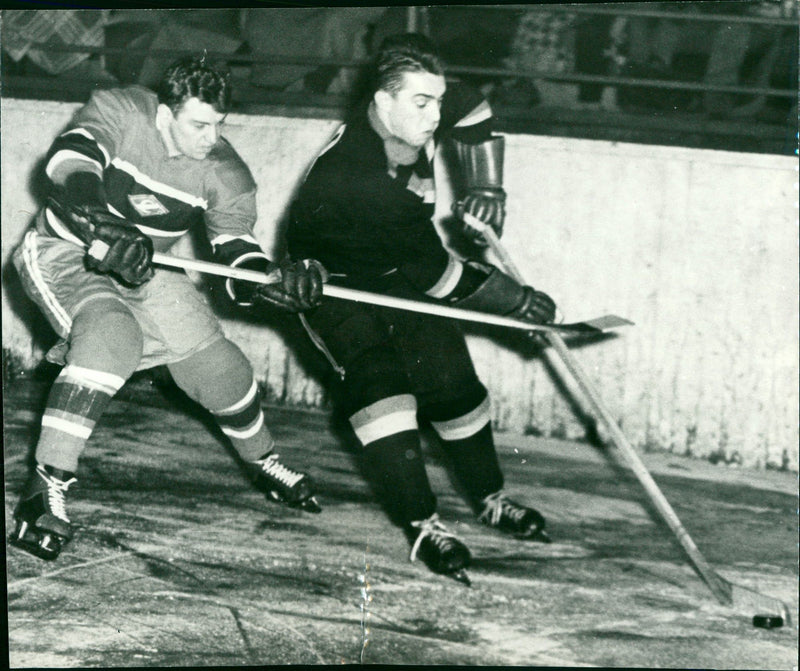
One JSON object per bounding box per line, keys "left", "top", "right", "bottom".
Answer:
{"left": 11, "top": 464, "right": 77, "bottom": 561}
{"left": 478, "top": 490, "right": 551, "bottom": 542}
{"left": 409, "top": 513, "right": 471, "bottom": 585}
{"left": 248, "top": 453, "right": 321, "bottom": 513}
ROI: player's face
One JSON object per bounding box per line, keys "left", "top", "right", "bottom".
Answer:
{"left": 382, "top": 70, "right": 446, "bottom": 148}
{"left": 166, "top": 97, "right": 226, "bottom": 160}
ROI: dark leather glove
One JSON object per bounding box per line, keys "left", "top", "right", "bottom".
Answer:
{"left": 510, "top": 286, "right": 557, "bottom": 325}
{"left": 251, "top": 259, "right": 325, "bottom": 313}
{"left": 48, "top": 172, "right": 154, "bottom": 286}
{"left": 88, "top": 216, "right": 155, "bottom": 286}
{"left": 454, "top": 187, "right": 506, "bottom": 246}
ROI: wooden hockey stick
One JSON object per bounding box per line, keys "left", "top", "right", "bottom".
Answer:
{"left": 463, "top": 212, "right": 790, "bottom": 622}
{"left": 146, "top": 251, "right": 632, "bottom": 336}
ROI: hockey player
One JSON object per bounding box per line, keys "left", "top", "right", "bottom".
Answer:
{"left": 10, "top": 56, "right": 325, "bottom": 561}
{"left": 288, "top": 33, "right": 557, "bottom": 583}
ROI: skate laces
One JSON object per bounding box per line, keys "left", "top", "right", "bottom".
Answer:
{"left": 409, "top": 513, "right": 460, "bottom": 562}
{"left": 479, "top": 491, "right": 526, "bottom": 526}
{"left": 37, "top": 465, "right": 76, "bottom": 522}
{"left": 257, "top": 453, "right": 303, "bottom": 488}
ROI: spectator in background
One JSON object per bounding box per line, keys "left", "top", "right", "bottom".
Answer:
{"left": 618, "top": 0, "right": 795, "bottom": 118}
{"left": 496, "top": 7, "right": 619, "bottom": 109}
{"left": 243, "top": 8, "right": 387, "bottom": 95}
{"left": 2, "top": 9, "right": 117, "bottom": 84}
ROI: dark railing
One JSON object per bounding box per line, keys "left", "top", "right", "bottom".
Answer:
{"left": 2, "top": 5, "right": 797, "bottom": 154}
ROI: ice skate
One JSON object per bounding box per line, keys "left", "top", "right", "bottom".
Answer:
{"left": 478, "top": 490, "right": 551, "bottom": 542}
{"left": 248, "top": 453, "right": 321, "bottom": 513}
{"left": 409, "top": 513, "right": 472, "bottom": 585}
{"left": 11, "top": 464, "right": 77, "bottom": 561}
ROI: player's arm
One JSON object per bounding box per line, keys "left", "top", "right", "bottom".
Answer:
{"left": 403, "top": 250, "right": 556, "bottom": 326}
{"left": 206, "top": 163, "right": 325, "bottom": 313}
{"left": 443, "top": 83, "right": 506, "bottom": 246}
{"left": 45, "top": 90, "right": 153, "bottom": 285}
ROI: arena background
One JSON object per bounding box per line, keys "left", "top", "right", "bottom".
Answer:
{"left": 2, "top": 97, "right": 797, "bottom": 472}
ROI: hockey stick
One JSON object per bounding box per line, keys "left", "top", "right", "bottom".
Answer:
{"left": 144, "top": 250, "right": 632, "bottom": 336}
{"left": 462, "top": 212, "right": 790, "bottom": 622}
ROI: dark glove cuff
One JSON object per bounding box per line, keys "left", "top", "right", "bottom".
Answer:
{"left": 229, "top": 256, "right": 274, "bottom": 306}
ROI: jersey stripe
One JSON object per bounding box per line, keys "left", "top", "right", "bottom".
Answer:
{"left": 454, "top": 100, "right": 492, "bottom": 128}
{"left": 46, "top": 149, "right": 104, "bottom": 179}
{"left": 111, "top": 157, "right": 208, "bottom": 209}
{"left": 62, "top": 127, "right": 112, "bottom": 165}
{"left": 425, "top": 255, "right": 464, "bottom": 299}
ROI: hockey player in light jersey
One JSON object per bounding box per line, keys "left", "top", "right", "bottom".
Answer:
{"left": 11, "top": 56, "right": 325, "bottom": 561}
{"left": 288, "top": 34, "right": 557, "bottom": 583}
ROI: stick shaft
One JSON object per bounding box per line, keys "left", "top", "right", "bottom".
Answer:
{"left": 152, "top": 252, "right": 572, "bottom": 334}
{"left": 480, "top": 226, "right": 733, "bottom": 605}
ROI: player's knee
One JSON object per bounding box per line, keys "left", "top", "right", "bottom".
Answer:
{"left": 68, "top": 299, "right": 143, "bottom": 378}
{"left": 169, "top": 338, "right": 254, "bottom": 409}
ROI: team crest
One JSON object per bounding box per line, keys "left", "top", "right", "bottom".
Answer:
{"left": 128, "top": 193, "right": 169, "bottom": 216}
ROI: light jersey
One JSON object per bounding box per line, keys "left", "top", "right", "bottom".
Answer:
{"left": 38, "top": 86, "right": 266, "bottom": 270}
{"left": 288, "top": 81, "right": 495, "bottom": 299}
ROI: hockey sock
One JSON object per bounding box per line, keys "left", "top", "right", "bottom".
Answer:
{"left": 426, "top": 390, "right": 504, "bottom": 506}
{"left": 210, "top": 379, "right": 275, "bottom": 462}
{"left": 350, "top": 394, "right": 437, "bottom": 524}
{"left": 169, "top": 339, "right": 275, "bottom": 462}
{"left": 35, "top": 364, "right": 126, "bottom": 473}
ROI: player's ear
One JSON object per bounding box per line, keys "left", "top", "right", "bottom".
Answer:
{"left": 156, "top": 104, "right": 175, "bottom": 126}
{"left": 374, "top": 89, "right": 392, "bottom": 113}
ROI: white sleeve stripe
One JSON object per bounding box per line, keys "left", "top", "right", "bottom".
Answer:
{"left": 111, "top": 158, "right": 208, "bottom": 209}
{"left": 454, "top": 101, "right": 492, "bottom": 128}
{"left": 210, "top": 233, "right": 260, "bottom": 249}
{"left": 45, "top": 150, "right": 104, "bottom": 179}
{"left": 425, "top": 256, "right": 464, "bottom": 299}
{"left": 60, "top": 127, "right": 111, "bottom": 165}
{"left": 134, "top": 224, "right": 187, "bottom": 237}
{"left": 45, "top": 208, "right": 86, "bottom": 247}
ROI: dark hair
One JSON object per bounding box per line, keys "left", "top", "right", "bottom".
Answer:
{"left": 373, "top": 33, "right": 444, "bottom": 94}
{"left": 156, "top": 55, "right": 231, "bottom": 114}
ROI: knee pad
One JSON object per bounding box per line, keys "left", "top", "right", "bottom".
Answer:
{"left": 169, "top": 338, "right": 254, "bottom": 411}
{"left": 67, "top": 299, "right": 142, "bottom": 378}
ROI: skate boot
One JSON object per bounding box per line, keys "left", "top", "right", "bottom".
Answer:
{"left": 409, "top": 513, "right": 471, "bottom": 585}
{"left": 478, "top": 490, "right": 551, "bottom": 542}
{"left": 248, "top": 453, "right": 321, "bottom": 513}
{"left": 11, "top": 464, "right": 77, "bottom": 561}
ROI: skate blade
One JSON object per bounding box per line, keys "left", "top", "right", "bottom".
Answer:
{"left": 10, "top": 529, "right": 62, "bottom": 561}
{"left": 449, "top": 569, "right": 471, "bottom": 587}
{"left": 269, "top": 492, "right": 323, "bottom": 514}
{"left": 294, "top": 496, "right": 322, "bottom": 514}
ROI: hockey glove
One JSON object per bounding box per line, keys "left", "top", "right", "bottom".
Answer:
{"left": 455, "top": 264, "right": 556, "bottom": 325}
{"left": 454, "top": 187, "right": 506, "bottom": 246}
{"left": 48, "top": 172, "right": 154, "bottom": 286}
{"left": 239, "top": 259, "right": 326, "bottom": 313}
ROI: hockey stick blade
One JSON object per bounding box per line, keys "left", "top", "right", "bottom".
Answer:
{"left": 552, "top": 315, "right": 634, "bottom": 334}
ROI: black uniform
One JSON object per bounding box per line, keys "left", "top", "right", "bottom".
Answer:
{"left": 288, "top": 84, "right": 506, "bottom": 524}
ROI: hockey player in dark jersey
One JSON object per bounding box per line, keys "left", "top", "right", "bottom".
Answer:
{"left": 288, "top": 34, "right": 558, "bottom": 583}
{"left": 10, "top": 56, "right": 325, "bottom": 561}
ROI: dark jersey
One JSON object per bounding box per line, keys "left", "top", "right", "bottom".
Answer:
{"left": 39, "top": 86, "right": 265, "bottom": 272}
{"left": 288, "top": 82, "right": 495, "bottom": 298}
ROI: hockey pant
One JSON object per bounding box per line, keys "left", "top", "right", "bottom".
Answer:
{"left": 303, "top": 296, "right": 504, "bottom": 525}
